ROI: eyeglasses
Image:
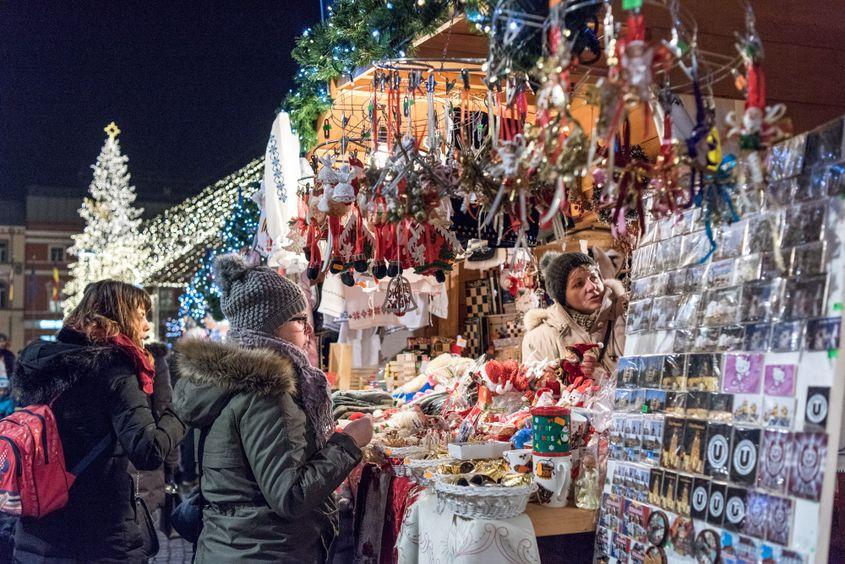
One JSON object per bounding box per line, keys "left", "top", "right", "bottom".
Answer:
{"left": 289, "top": 315, "right": 313, "bottom": 333}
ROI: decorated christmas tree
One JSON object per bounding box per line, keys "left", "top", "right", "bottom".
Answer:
{"left": 178, "top": 190, "right": 259, "bottom": 322}
{"left": 64, "top": 122, "right": 147, "bottom": 314}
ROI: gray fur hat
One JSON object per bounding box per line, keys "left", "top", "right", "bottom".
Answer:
{"left": 213, "top": 254, "right": 307, "bottom": 334}
{"left": 540, "top": 251, "right": 598, "bottom": 306}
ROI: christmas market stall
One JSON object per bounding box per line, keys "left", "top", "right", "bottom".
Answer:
{"left": 167, "top": 1, "right": 845, "bottom": 562}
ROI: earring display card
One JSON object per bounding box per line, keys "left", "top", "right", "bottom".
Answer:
{"left": 691, "top": 477, "right": 710, "bottom": 520}
{"left": 730, "top": 427, "right": 761, "bottom": 486}
{"left": 788, "top": 432, "right": 827, "bottom": 501}
{"left": 804, "top": 386, "right": 830, "bottom": 430}
{"left": 764, "top": 364, "right": 797, "bottom": 396}
{"left": 707, "top": 482, "right": 727, "bottom": 527}
{"left": 723, "top": 353, "right": 763, "bottom": 393}
{"left": 705, "top": 423, "right": 732, "bottom": 480}
{"left": 757, "top": 429, "right": 791, "bottom": 493}
{"left": 724, "top": 487, "right": 748, "bottom": 533}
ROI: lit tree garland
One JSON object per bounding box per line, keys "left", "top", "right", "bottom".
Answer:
{"left": 64, "top": 122, "right": 148, "bottom": 314}
{"left": 178, "top": 191, "right": 260, "bottom": 322}
{"left": 141, "top": 158, "right": 263, "bottom": 285}
{"left": 282, "top": 0, "right": 450, "bottom": 151}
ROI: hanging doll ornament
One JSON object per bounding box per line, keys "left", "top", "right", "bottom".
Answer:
{"left": 725, "top": 3, "right": 789, "bottom": 186}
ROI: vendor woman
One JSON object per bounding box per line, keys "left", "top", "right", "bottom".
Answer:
{"left": 522, "top": 251, "right": 627, "bottom": 374}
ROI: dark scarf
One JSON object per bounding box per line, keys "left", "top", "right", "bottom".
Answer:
{"left": 227, "top": 328, "right": 334, "bottom": 448}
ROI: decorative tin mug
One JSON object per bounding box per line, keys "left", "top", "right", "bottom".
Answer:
{"left": 531, "top": 406, "right": 571, "bottom": 455}
{"left": 532, "top": 454, "right": 572, "bottom": 507}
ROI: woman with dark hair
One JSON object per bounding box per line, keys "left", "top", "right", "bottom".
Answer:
{"left": 12, "top": 280, "right": 186, "bottom": 563}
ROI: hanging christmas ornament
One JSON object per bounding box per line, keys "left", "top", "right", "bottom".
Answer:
{"left": 382, "top": 270, "right": 418, "bottom": 317}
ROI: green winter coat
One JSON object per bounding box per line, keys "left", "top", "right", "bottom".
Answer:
{"left": 172, "top": 338, "right": 362, "bottom": 563}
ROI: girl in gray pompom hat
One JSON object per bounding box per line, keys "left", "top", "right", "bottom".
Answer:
{"left": 522, "top": 251, "right": 628, "bottom": 374}
{"left": 172, "top": 254, "right": 373, "bottom": 563}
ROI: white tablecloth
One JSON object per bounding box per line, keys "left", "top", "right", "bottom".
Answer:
{"left": 396, "top": 490, "right": 541, "bottom": 564}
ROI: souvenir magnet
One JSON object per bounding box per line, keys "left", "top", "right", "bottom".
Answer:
{"left": 766, "top": 495, "right": 794, "bottom": 546}
{"left": 804, "top": 386, "right": 830, "bottom": 430}
{"left": 763, "top": 364, "right": 796, "bottom": 397}
{"left": 723, "top": 353, "right": 763, "bottom": 394}
{"left": 788, "top": 431, "right": 827, "bottom": 501}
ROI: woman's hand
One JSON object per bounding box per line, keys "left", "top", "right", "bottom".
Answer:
{"left": 342, "top": 416, "right": 374, "bottom": 449}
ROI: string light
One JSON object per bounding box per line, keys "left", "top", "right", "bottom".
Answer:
{"left": 141, "top": 158, "right": 263, "bottom": 286}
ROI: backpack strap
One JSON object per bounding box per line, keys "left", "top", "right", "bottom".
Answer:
{"left": 70, "top": 433, "right": 113, "bottom": 476}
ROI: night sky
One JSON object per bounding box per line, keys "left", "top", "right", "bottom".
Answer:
{"left": 1, "top": 1, "right": 321, "bottom": 200}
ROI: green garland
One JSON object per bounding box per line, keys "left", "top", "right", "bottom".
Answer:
{"left": 281, "top": 0, "right": 452, "bottom": 152}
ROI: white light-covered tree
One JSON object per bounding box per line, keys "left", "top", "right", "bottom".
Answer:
{"left": 64, "top": 122, "right": 147, "bottom": 314}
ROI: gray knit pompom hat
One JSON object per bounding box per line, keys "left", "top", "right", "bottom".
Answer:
{"left": 213, "top": 254, "right": 307, "bottom": 334}
{"left": 540, "top": 251, "right": 598, "bottom": 307}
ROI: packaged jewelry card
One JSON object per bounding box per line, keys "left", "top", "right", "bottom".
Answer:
{"left": 686, "top": 353, "right": 721, "bottom": 392}
{"left": 709, "top": 393, "right": 734, "bottom": 422}
{"left": 627, "top": 299, "right": 654, "bottom": 334}
{"left": 806, "top": 317, "right": 841, "bottom": 351}
{"left": 682, "top": 419, "right": 707, "bottom": 474}
{"left": 770, "top": 321, "right": 804, "bottom": 352}
{"left": 723, "top": 487, "right": 748, "bottom": 533}
{"left": 790, "top": 241, "right": 827, "bottom": 278}
{"left": 691, "top": 477, "right": 710, "bottom": 520}
{"left": 723, "top": 353, "right": 763, "bottom": 394}
{"left": 684, "top": 391, "right": 709, "bottom": 419}
{"left": 674, "top": 293, "right": 702, "bottom": 329}
{"left": 733, "top": 394, "right": 763, "bottom": 425}
{"left": 648, "top": 469, "right": 663, "bottom": 507}
{"left": 705, "top": 423, "right": 732, "bottom": 480}
{"left": 661, "top": 417, "right": 686, "bottom": 470}
{"left": 758, "top": 429, "right": 791, "bottom": 493}
{"left": 644, "top": 389, "right": 667, "bottom": 414}
{"left": 743, "top": 491, "right": 768, "bottom": 539}
{"left": 702, "top": 286, "right": 742, "bottom": 327}
{"left": 714, "top": 220, "right": 747, "bottom": 261}
{"left": 707, "top": 481, "right": 727, "bottom": 527}
{"left": 745, "top": 213, "right": 782, "bottom": 255}
{"left": 763, "top": 396, "right": 795, "bottom": 429}
{"left": 730, "top": 427, "right": 761, "bottom": 486}
{"left": 665, "top": 391, "right": 687, "bottom": 415}
{"left": 803, "top": 386, "right": 830, "bottom": 431}
{"left": 641, "top": 416, "right": 664, "bottom": 466}
{"left": 763, "top": 364, "right": 797, "bottom": 396}
{"left": 766, "top": 495, "right": 794, "bottom": 546}
{"left": 744, "top": 322, "right": 772, "bottom": 352}
{"left": 788, "top": 432, "right": 827, "bottom": 501}
{"left": 784, "top": 275, "right": 828, "bottom": 321}
{"left": 706, "top": 259, "right": 737, "bottom": 289}
{"left": 639, "top": 355, "right": 663, "bottom": 388}
{"left": 624, "top": 415, "right": 643, "bottom": 462}
{"left": 782, "top": 200, "right": 826, "bottom": 248}
{"left": 660, "top": 354, "right": 686, "bottom": 390}
{"left": 741, "top": 280, "right": 784, "bottom": 323}
{"left": 610, "top": 413, "right": 626, "bottom": 460}
{"left": 674, "top": 474, "right": 693, "bottom": 517}
{"left": 616, "top": 356, "right": 641, "bottom": 389}
{"left": 734, "top": 253, "right": 762, "bottom": 285}
{"left": 661, "top": 471, "right": 678, "bottom": 513}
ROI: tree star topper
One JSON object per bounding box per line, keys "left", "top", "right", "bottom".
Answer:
{"left": 104, "top": 121, "right": 121, "bottom": 140}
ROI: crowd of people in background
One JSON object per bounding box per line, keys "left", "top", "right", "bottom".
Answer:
{"left": 0, "top": 253, "right": 373, "bottom": 563}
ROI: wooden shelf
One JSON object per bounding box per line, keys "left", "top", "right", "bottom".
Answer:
{"left": 525, "top": 503, "right": 596, "bottom": 537}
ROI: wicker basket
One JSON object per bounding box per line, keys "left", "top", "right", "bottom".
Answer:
{"left": 403, "top": 457, "right": 456, "bottom": 485}
{"left": 433, "top": 478, "right": 537, "bottom": 520}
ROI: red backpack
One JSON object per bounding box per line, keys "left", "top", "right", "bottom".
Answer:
{"left": 0, "top": 403, "right": 111, "bottom": 517}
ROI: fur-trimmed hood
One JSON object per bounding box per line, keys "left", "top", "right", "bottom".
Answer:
{"left": 524, "top": 278, "right": 626, "bottom": 332}
{"left": 12, "top": 328, "right": 129, "bottom": 405}
{"left": 172, "top": 338, "right": 297, "bottom": 428}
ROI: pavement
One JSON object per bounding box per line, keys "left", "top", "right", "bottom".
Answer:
{"left": 153, "top": 528, "right": 193, "bottom": 563}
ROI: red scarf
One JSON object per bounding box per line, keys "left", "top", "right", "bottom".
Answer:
{"left": 109, "top": 333, "right": 155, "bottom": 395}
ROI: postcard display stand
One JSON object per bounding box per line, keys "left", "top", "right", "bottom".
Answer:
{"left": 596, "top": 120, "right": 845, "bottom": 564}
